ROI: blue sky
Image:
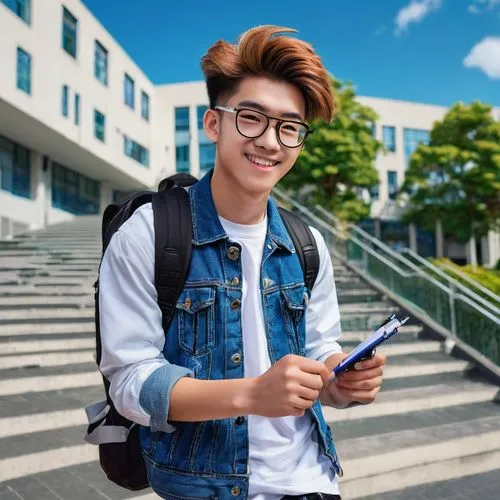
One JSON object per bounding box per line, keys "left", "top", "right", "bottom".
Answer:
{"left": 82, "top": 0, "right": 500, "bottom": 107}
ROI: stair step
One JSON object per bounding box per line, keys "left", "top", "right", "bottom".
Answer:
{"left": 338, "top": 419, "right": 500, "bottom": 499}
{"left": 0, "top": 308, "right": 94, "bottom": 324}
{"left": 333, "top": 400, "right": 500, "bottom": 442}
{"left": 0, "top": 338, "right": 95, "bottom": 354}
{"left": 0, "top": 295, "right": 94, "bottom": 310}
{"left": 0, "top": 322, "right": 95, "bottom": 336}
{"left": 323, "top": 380, "right": 498, "bottom": 423}
{"left": 337, "top": 289, "right": 381, "bottom": 304}
{"left": 0, "top": 285, "right": 91, "bottom": 297}
{"left": 0, "top": 350, "right": 94, "bottom": 370}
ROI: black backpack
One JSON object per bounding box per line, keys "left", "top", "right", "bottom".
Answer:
{"left": 84, "top": 173, "right": 320, "bottom": 491}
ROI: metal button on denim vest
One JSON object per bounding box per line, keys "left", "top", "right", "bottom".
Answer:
{"left": 140, "top": 173, "right": 342, "bottom": 499}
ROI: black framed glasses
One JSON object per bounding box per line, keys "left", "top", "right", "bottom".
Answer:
{"left": 214, "top": 106, "right": 313, "bottom": 148}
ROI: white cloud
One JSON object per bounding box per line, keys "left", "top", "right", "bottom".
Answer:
{"left": 394, "top": 0, "right": 443, "bottom": 36}
{"left": 464, "top": 37, "right": 500, "bottom": 79}
{"left": 468, "top": 0, "right": 500, "bottom": 14}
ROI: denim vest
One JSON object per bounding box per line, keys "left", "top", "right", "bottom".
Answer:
{"left": 140, "top": 173, "right": 342, "bottom": 499}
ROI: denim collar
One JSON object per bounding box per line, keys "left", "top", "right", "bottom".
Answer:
{"left": 189, "top": 170, "right": 295, "bottom": 253}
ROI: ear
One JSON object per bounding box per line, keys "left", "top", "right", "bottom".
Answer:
{"left": 203, "top": 108, "right": 220, "bottom": 142}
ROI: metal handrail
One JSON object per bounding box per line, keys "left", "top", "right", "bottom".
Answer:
{"left": 398, "top": 248, "right": 500, "bottom": 315}
{"left": 272, "top": 187, "right": 500, "bottom": 356}
{"left": 440, "top": 262, "right": 500, "bottom": 303}
{"left": 305, "top": 193, "right": 499, "bottom": 317}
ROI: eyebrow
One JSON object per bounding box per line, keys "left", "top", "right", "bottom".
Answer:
{"left": 236, "top": 100, "right": 305, "bottom": 122}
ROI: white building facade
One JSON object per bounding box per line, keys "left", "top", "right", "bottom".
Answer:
{"left": 1, "top": 0, "right": 498, "bottom": 266}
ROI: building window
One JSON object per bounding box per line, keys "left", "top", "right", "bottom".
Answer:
{"left": 404, "top": 128, "right": 430, "bottom": 161}
{"left": 124, "top": 136, "right": 149, "bottom": 167}
{"left": 51, "top": 162, "right": 100, "bottom": 214}
{"left": 94, "top": 110, "right": 105, "bottom": 142}
{"left": 16, "top": 47, "right": 31, "bottom": 94}
{"left": 141, "top": 91, "right": 149, "bottom": 121}
{"left": 1, "top": 0, "right": 31, "bottom": 24}
{"left": 175, "top": 107, "right": 190, "bottom": 132}
{"left": 175, "top": 145, "right": 190, "bottom": 173}
{"left": 62, "top": 7, "right": 78, "bottom": 58}
{"left": 94, "top": 41, "right": 108, "bottom": 86}
{"left": 0, "top": 135, "right": 31, "bottom": 199}
{"left": 199, "top": 143, "right": 215, "bottom": 176}
{"left": 124, "top": 74, "right": 134, "bottom": 108}
{"left": 197, "top": 105, "right": 208, "bottom": 129}
{"left": 62, "top": 85, "right": 69, "bottom": 117}
{"left": 383, "top": 126, "right": 396, "bottom": 153}
{"left": 369, "top": 183, "right": 379, "bottom": 200}
{"left": 74, "top": 93, "right": 80, "bottom": 125}
{"left": 387, "top": 170, "right": 398, "bottom": 200}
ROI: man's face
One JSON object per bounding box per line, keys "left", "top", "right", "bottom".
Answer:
{"left": 207, "top": 76, "right": 307, "bottom": 196}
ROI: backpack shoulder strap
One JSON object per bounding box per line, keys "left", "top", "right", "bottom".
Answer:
{"left": 152, "top": 187, "right": 193, "bottom": 331}
{"left": 278, "top": 207, "right": 320, "bottom": 291}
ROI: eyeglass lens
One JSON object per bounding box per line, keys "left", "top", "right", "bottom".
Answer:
{"left": 236, "top": 109, "right": 307, "bottom": 147}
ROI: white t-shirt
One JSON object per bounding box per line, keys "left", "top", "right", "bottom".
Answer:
{"left": 219, "top": 216, "right": 340, "bottom": 499}
{"left": 99, "top": 204, "right": 343, "bottom": 499}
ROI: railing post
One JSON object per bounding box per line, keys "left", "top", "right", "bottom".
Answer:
{"left": 449, "top": 283, "right": 457, "bottom": 337}
{"left": 362, "top": 246, "right": 368, "bottom": 271}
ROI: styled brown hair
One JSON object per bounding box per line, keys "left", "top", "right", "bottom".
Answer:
{"left": 201, "top": 26, "right": 335, "bottom": 122}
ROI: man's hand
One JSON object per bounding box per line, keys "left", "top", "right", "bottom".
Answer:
{"left": 249, "top": 354, "right": 330, "bottom": 417}
{"left": 319, "top": 352, "right": 386, "bottom": 409}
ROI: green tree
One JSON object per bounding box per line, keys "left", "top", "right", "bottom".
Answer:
{"left": 279, "top": 77, "right": 383, "bottom": 223}
{"left": 401, "top": 101, "right": 500, "bottom": 242}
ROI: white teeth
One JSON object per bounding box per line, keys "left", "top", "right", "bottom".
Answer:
{"left": 247, "top": 154, "right": 277, "bottom": 167}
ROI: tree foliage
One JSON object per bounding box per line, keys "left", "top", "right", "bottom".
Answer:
{"left": 401, "top": 101, "right": 500, "bottom": 242}
{"left": 279, "top": 77, "right": 382, "bottom": 223}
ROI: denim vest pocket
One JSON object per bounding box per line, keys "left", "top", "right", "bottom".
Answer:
{"left": 177, "top": 286, "right": 216, "bottom": 356}
{"left": 281, "top": 285, "right": 307, "bottom": 355}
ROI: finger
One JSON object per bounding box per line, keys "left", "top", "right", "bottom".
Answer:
{"left": 338, "top": 386, "right": 381, "bottom": 404}
{"left": 298, "top": 358, "right": 330, "bottom": 385}
{"left": 335, "top": 376, "right": 383, "bottom": 392}
{"left": 353, "top": 353, "right": 387, "bottom": 371}
{"left": 338, "top": 366, "right": 384, "bottom": 381}
{"left": 298, "top": 372, "right": 325, "bottom": 391}
{"left": 291, "top": 395, "right": 315, "bottom": 411}
{"left": 297, "top": 385, "right": 320, "bottom": 401}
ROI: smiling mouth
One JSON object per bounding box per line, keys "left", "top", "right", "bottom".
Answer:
{"left": 245, "top": 154, "right": 280, "bottom": 167}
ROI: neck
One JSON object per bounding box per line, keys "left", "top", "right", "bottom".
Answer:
{"left": 210, "top": 169, "right": 269, "bottom": 225}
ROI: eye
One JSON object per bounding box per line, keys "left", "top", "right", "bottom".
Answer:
{"left": 239, "top": 112, "right": 262, "bottom": 122}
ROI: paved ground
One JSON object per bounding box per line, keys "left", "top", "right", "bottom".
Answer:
{"left": 357, "top": 469, "right": 500, "bottom": 500}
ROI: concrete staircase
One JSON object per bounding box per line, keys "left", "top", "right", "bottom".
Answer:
{"left": 0, "top": 217, "right": 499, "bottom": 499}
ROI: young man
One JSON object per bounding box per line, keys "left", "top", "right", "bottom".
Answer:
{"left": 99, "top": 26, "right": 386, "bottom": 499}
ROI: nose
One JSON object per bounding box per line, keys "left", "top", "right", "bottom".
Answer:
{"left": 253, "top": 121, "right": 281, "bottom": 152}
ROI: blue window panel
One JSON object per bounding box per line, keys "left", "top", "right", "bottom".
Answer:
{"left": 124, "top": 136, "right": 149, "bottom": 167}
{"left": 124, "top": 74, "right": 135, "bottom": 108}
{"left": 94, "top": 41, "right": 108, "bottom": 86}
{"left": 62, "top": 7, "right": 78, "bottom": 58}
{"left": 381, "top": 220, "right": 409, "bottom": 251}
{"left": 51, "top": 162, "right": 100, "bottom": 215}
{"left": 94, "top": 110, "right": 105, "bottom": 142}
{"left": 404, "top": 128, "right": 430, "bottom": 161}
{"left": 16, "top": 47, "right": 31, "bottom": 94}
{"left": 369, "top": 183, "right": 379, "bottom": 200}
{"left": 74, "top": 93, "right": 80, "bottom": 125}
{"left": 141, "top": 91, "right": 149, "bottom": 121}
{"left": 197, "top": 105, "right": 208, "bottom": 129}
{"left": 1, "top": 0, "right": 31, "bottom": 24}
{"left": 383, "top": 126, "right": 396, "bottom": 153}
{"left": 387, "top": 170, "right": 398, "bottom": 200}
{"left": 175, "top": 107, "right": 190, "bottom": 132}
{"left": 199, "top": 142, "right": 215, "bottom": 176}
{"left": 62, "top": 85, "right": 69, "bottom": 117}
{"left": 176, "top": 144, "right": 190, "bottom": 173}
{"left": 0, "top": 135, "right": 31, "bottom": 199}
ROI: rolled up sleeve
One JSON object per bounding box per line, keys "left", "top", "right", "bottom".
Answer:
{"left": 305, "top": 227, "right": 343, "bottom": 363}
{"left": 98, "top": 206, "right": 193, "bottom": 432}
